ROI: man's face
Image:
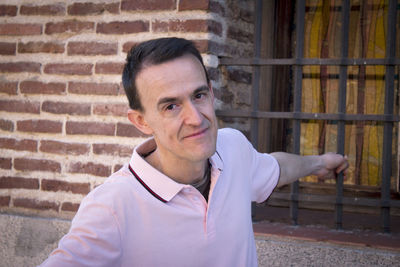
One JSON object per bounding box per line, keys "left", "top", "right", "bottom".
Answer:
{"left": 134, "top": 54, "right": 218, "bottom": 164}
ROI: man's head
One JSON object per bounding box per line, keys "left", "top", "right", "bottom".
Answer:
{"left": 122, "top": 37, "right": 210, "bottom": 111}
{"left": 123, "top": 37, "right": 218, "bottom": 167}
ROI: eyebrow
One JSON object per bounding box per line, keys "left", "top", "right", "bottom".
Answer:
{"left": 157, "top": 85, "right": 210, "bottom": 108}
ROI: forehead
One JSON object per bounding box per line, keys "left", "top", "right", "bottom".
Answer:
{"left": 135, "top": 55, "right": 208, "bottom": 107}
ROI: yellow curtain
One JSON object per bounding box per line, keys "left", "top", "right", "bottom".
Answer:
{"left": 300, "top": 0, "right": 394, "bottom": 187}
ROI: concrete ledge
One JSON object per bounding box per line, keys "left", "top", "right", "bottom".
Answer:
{"left": 1, "top": 213, "right": 399, "bottom": 267}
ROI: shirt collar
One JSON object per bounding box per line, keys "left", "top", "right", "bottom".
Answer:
{"left": 129, "top": 137, "right": 224, "bottom": 203}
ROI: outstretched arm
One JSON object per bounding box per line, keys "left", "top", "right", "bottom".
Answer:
{"left": 271, "top": 152, "right": 349, "bottom": 187}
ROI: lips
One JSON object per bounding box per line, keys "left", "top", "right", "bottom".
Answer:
{"left": 183, "top": 127, "right": 209, "bottom": 139}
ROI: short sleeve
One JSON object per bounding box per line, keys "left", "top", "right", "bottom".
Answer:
{"left": 39, "top": 194, "right": 123, "bottom": 267}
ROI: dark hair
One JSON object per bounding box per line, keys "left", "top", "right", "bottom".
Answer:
{"left": 122, "top": 37, "right": 209, "bottom": 111}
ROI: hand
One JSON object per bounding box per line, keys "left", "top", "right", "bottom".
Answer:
{"left": 314, "top": 153, "right": 349, "bottom": 180}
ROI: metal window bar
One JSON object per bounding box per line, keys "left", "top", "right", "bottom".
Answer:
{"left": 218, "top": 0, "right": 399, "bottom": 232}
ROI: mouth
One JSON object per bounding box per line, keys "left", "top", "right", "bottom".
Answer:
{"left": 183, "top": 127, "right": 209, "bottom": 139}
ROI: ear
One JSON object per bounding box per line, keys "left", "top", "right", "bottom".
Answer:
{"left": 127, "top": 109, "right": 153, "bottom": 135}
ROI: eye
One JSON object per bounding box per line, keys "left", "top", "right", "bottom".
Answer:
{"left": 194, "top": 92, "right": 206, "bottom": 99}
{"left": 165, "top": 104, "right": 177, "bottom": 111}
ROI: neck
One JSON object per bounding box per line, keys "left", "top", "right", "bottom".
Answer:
{"left": 145, "top": 148, "right": 207, "bottom": 184}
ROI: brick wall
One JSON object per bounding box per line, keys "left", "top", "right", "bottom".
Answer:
{"left": 0, "top": 0, "right": 255, "bottom": 219}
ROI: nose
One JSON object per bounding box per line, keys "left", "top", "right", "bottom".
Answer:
{"left": 182, "top": 102, "right": 203, "bottom": 126}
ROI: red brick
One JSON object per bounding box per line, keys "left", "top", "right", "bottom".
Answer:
{"left": 178, "top": 0, "right": 209, "bottom": 10}
{"left": 93, "top": 143, "right": 133, "bottom": 157}
{"left": 0, "top": 81, "right": 17, "bottom": 95}
{"left": 17, "top": 120, "right": 62, "bottom": 134}
{"left": 0, "top": 196, "right": 10, "bottom": 207}
{"left": 0, "top": 176, "right": 39, "bottom": 189}
{"left": 0, "top": 138, "right": 37, "bottom": 152}
{"left": 44, "top": 63, "right": 92, "bottom": 75}
{"left": 68, "top": 2, "right": 119, "bottom": 15}
{"left": 0, "top": 24, "right": 42, "bottom": 35}
{"left": 42, "top": 101, "right": 91, "bottom": 115}
{"left": 18, "top": 41, "right": 65, "bottom": 53}
{"left": 14, "top": 158, "right": 61, "bottom": 173}
{"left": 20, "top": 4, "right": 65, "bottom": 15}
{"left": 116, "top": 122, "right": 147, "bottom": 137}
{"left": 122, "top": 41, "right": 138, "bottom": 52}
{"left": 0, "top": 62, "right": 41, "bottom": 73}
{"left": 66, "top": 121, "right": 115, "bottom": 136}
{"left": 68, "top": 42, "right": 117, "bottom": 56}
{"left": 20, "top": 80, "right": 66, "bottom": 95}
{"left": 193, "top": 39, "right": 209, "bottom": 53}
{"left": 40, "top": 140, "right": 89, "bottom": 156}
{"left": 0, "top": 158, "right": 12, "bottom": 169}
{"left": 97, "top": 21, "right": 149, "bottom": 34}
{"left": 153, "top": 19, "right": 222, "bottom": 35}
{"left": 95, "top": 62, "right": 124, "bottom": 74}
{"left": 68, "top": 162, "right": 111, "bottom": 177}
{"left": 61, "top": 202, "right": 80, "bottom": 212}
{"left": 42, "top": 179, "right": 90, "bottom": 194}
{"left": 14, "top": 198, "right": 59, "bottom": 211}
{"left": 69, "top": 82, "right": 119, "bottom": 95}
{"left": 93, "top": 103, "right": 128, "bottom": 117}
{"left": 121, "top": 0, "right": 175, "bottom": 11}
{"left": 0, "top": 42, "right": 16, "bottom": 55}
{"left": 45, "top": 20, "right": 94, "bottom": 35}
{"left": 0, "top": 100, "right": 40, "bottom": 114}
{"left": 0, "top": 5, "right": 17, "bottom": 16}
{"left": 0, "top": 119, "right": 13, "bottom": 132}
{"left": 113, "top": 164, "right": 124, "bottom": 172}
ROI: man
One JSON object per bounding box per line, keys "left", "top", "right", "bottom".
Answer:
{"left": 40, "top": 37, "right": 348, "bottom": 266}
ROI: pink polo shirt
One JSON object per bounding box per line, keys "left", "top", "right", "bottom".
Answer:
{"left": 40, "top": 128, "right": 279, "bottom": 267}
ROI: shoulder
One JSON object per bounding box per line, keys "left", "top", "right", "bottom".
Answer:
{"left": 217, "top": 128, "right": 249, "bottom": 144}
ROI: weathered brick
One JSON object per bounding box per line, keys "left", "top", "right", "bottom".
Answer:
{"left": 0, "top": 119, "right": 13, "bottom": 132}
{"left": 42, "top": 179, "right": 90, "bottom": 194}
{"left": 20, "top": 80, "right": 66, "bottom": 95}
{"left": 97, "top": 21, "right": 149, "bottom": 34}
{"left": 0, "top": 158, "right": 12, "bottom": 169}
{"left": 227, "top": 67, "right": 252, "bottom": 84}
{"left": 68, "top": 2, "right": 119, "bottom": 15}
{"left": 66, "top": 121, "right": 115, "bottom": 136}
{"left": 193, "top": 39, "right": 208, "bottom": 53}
{"left": 18, "top": 41, "right": 65, "bottom": 53}
{"left": 228, "top": 26, "right": 253, "bottom": 44}
{"left": 0, "top": 196, "right": 10, "bottom": 206}
{"left": 45, "top": 20, "right": 94, "bottom": 35}
{"left": 0, "top": 42, "right": 16, "bottom": 55}
{"left": 0, "top": 176, "right": 39, "bottom": 189}
{"left": 68, "top": 162, "right": 111, "bottom": 177}
{"left": 209, "top": 1, "right": 225, "bottom": 16}
{"left": 0, "top": 23, "right": 42, "bottom": 35}
{"left": 69, "top": 82, "right": 119, "bottom": 95}
{"left": 20, "top": 4, "right": 65, "bottom": 15}
{"left": 93, "top": 103, "right": 128, "bottom": 117}
{"left": 61, "top": 202, "right": 80, "bottom": 212}
{"left": 68, "top": 42, "right": 117, "bottom": 56}
{"left": 17, "top": 120, "right": 62, "bottom": 134}
{"left": 0, "top": 5, "right": 17, "bottom": 16}
{"left": 0, "top": 100, "right": 40, "bottom": 114}
{"left": 116, "top": 122, "right": 147, "bottom": 137}
{"left": 122, "top": 41, "right": 138, "bottom": 52}
{"left": 93, "top": 143, "right": 133, "bottom": 157}
{"left": 44, "top": 63, "right": 92, "bottom": 75}
{"left": 153, "top": 19, "right": 222, "bottom": 36}
{"left": 121, "top": 0, "right": 175, "bottom": 11}
{"left": 0, "top": 62, "right": 41, "bottom": 73}
{"left": 178, "top": 0, "right": 209, "bottom": 10}
{"left": 0, "top": 81, "right": 17, "bottom": 95}
{"left": 14, "top": 198, "right": 59, "bottom": 212}
{"left": 40, "top": 140, "right": 90, "bottom": 155}
{"left": 95, "top": 62, "right": 124, "bottom": 74}
{"left": 0, "top": 138, "right": 37, "bottom": 152}
{"left": 42, "top": 101, "right": 91, "bottom": 115}
{"left": 14, "top": 158, "right": 61, "bottom": 173}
